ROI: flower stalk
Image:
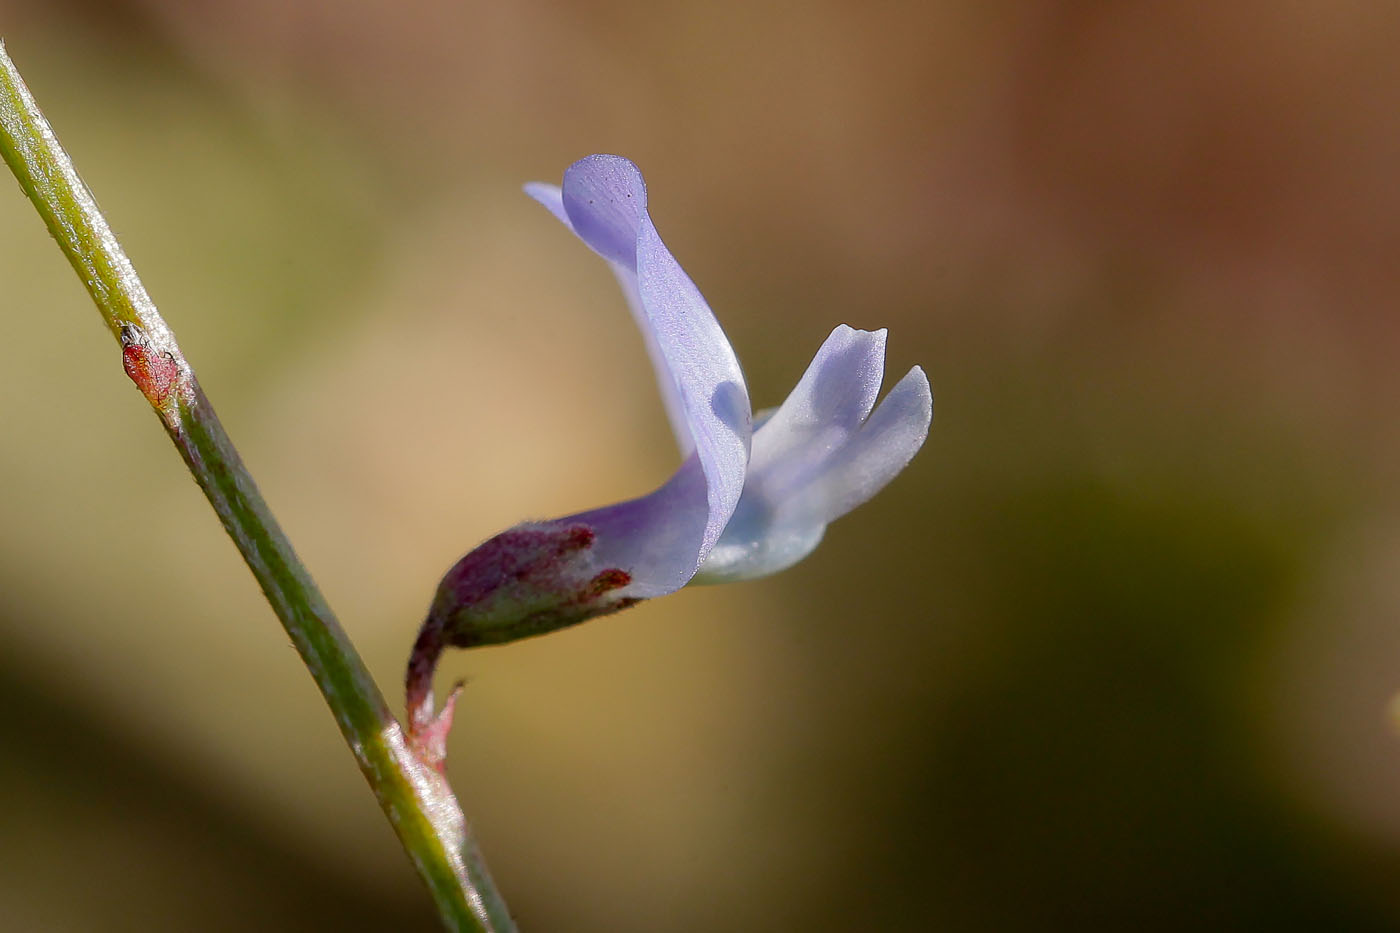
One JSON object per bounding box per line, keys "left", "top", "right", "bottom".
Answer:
{"left": 0, "top": 41, "right": 511, "bottom": 932}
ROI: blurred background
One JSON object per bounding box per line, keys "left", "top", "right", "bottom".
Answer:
{"left": 1, "top": 0, "right": 1398, "bottom": 929}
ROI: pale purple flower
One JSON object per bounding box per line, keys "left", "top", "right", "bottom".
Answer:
{"left": 406, "top": 154, "right": 931, "bottom": 763}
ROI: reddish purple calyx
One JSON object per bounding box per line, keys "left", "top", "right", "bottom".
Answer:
{"left": 120, "top": 323, "right": 181, "bottom": 407}
{"left": 405, "top": 521, "right": 641, "bottom": 770}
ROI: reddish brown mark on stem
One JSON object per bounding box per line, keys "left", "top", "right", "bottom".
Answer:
{"left": 120, "top": 322, "right": 181, "bottom": 407}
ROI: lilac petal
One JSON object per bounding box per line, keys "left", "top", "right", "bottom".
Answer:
{"left": 526, "top": 180, "right": 695, "bottom": 454}
{"left": 560, "top": 456, "right": 710, "bottom": 598}
{"left": 609, "top": 267, "right": 696, "bottom": 456}
{"left": 743, "top": 324, "right": 887, "bottom": 489}
{"left": 783, "top": 365, "right": 931, "bottom": 526}
{"left": 526, "top": 155, "right": 751, "bottom": 593}
{"left": 522, "top": 181, "right": 570, "bottom": 226}
{"left": 694, "top": 327, "right": 932, "bottom": 583}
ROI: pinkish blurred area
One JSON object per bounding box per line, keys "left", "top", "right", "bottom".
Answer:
{"left": 1, "top": 0, "right": 1399, "bottom": 929}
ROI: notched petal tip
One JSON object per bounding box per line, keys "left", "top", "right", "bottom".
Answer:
{"left": 783, "top": 362, "right": 931, "bottom": 527}
{"left": 769, "top": 325, "right": 887, "bottom": 441}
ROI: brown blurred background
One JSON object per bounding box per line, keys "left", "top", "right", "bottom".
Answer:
{"left": 1, "top": 0, "right": 1399, "bottom": 929}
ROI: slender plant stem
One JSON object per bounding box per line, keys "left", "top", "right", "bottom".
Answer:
{"left": 0, "top": 42, "right": 513, "bottom": 932}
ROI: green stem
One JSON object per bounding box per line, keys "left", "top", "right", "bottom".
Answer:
{"left": 0, "top": 41, "right": 513, "bottom": 932}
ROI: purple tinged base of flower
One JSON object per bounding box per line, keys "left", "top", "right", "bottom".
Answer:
{"left": 405, "top": 522, "right": 636, "bottom": 767}
{"left": 429, "top": 524, "right": 635, "bottom": 644}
